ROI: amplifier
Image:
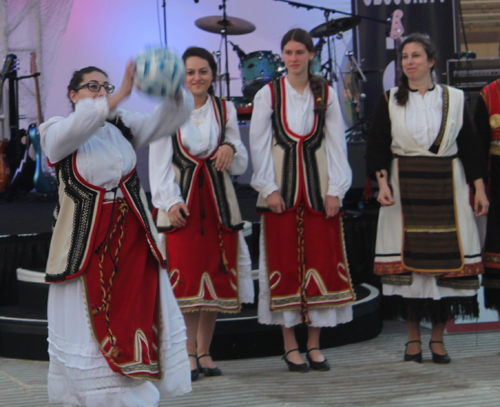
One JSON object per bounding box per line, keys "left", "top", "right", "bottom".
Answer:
{"left": 447, "top": 58, "right": 500, "bottom": 113}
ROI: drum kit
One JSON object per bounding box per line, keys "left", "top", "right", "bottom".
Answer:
{"left": 194, "top": 1, "right": 370, "bottom": 135}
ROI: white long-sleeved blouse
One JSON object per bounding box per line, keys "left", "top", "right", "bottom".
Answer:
{"left": 149, "top": 97, "right": 248, "bottom": 212}
{"left": 249, "top": 76, "right": 352, "bottom": 200}
{"left": 405, "top": 86, "right": 443, "bottom": 150}
{"left": 40, "top": 92, "right": 194, "bottom": 196}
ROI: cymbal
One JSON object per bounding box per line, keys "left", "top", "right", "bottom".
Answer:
{"left": 310, "top": 16, "right": 362, "bottom": 38}
{"left": 195, "top": 16, "right": 256, "bottom": 35}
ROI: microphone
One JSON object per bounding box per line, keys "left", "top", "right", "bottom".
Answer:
{"left": 194, "top": 0, "right": 199, "bottom": 3}
{"left": 229, "top": 41, "right": 247, "bottom": 60}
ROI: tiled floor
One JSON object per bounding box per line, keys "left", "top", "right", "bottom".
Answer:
{"left": 1, "top": 321, "right": 499, "bottom": 406}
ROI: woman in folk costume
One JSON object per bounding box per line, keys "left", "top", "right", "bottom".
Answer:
{"left": 149, "top": 47, "right": 253, "bottom": 381}
{"left": 40, "top": 59, "right": 194, "bottom": 406}
{"left": 250, "top": 28, "right": 356, "bottom": 373}
{"left": 366, "top": 33, "right": 489, "bottom": 364}
{"left": 474, "top": 79, "right": 500, "bottom": 317}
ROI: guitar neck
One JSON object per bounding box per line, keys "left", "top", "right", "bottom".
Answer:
{"left": 33, "top": 75, "right": 43, "bottom": 125}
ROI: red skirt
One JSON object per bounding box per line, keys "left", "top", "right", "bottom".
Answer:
{"left": 83, "top": 199, "right": 160, "bottom": 379}
{"left": 165, "top": 174, "right": 240, "bottom": 313}
{"left": 262, "top": 201, "right": 355, "bottom": 322}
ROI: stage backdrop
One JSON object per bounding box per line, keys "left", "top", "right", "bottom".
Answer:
{"left": 352, "top": 0, "right": 459, "bottom": 117}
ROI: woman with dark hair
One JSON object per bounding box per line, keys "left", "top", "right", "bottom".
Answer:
{"left": 250, "top": 28, "right": 355, "bottom": 372}
{"left": 366, "top": 33, "right": 489, "bottom": 364}
{"left": 40, "top": 60, "right": 194, "bottom": 405}
{"left": 149, "top": 47, "right": 253, "bottom": 381}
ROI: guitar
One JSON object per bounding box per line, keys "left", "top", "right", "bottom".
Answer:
{"left": 389, "top": 10, "right": 405, "bottom": 85}
{"left": 0, "top": 55, "right": 16, "bottom": 194}
{"left": 382, "top": 9, "right": 405, "bottom": 90}
{"left": 29, "top": 52, "right": 56, "bottom": 194}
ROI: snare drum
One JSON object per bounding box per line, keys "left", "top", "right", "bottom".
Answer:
{"left": 239, "top": 51, "right": 284, "bottom": 99}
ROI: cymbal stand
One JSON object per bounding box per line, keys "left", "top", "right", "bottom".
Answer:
{"left": 218, "top": 0, "right": 231, "bottom": 98}
{"left": 322, "top": 11, "right": 337, "bottom": 84}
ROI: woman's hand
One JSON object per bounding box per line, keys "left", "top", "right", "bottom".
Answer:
{"left": 377, "top": 183, "right": 395, "bottom": 206}
{"left": 376, "top": 170, "right": 395, "bottom": 206}
{"left": 267, "top": 191, "right": 285, "bottom": 214}
{"left": 168, "top": 202, "right": 190, "bottom": 228}
{"left": 473, "top": 179, "right": 489, "bottom": 216}
{"left": 108, "top": 60, "right": 135, "bottom": 111}
{"left": 325, "top": 196, "right": 341, "bottom": 218}
{"left": 211, "top": 144, "right": 234, "bottom": 171}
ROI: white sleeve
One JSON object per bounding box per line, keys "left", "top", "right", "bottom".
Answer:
{"left": 224, "top": 101, "right": 248, "bottom": 176}
{"left": 325, "top": 86, "right": 352, "bottom": 199}
{"left": 40, "top": 97, "right": 109, "bottom": 163}
{"left": 249, "top": 85, "right": 279, "bottom": 198}
{"left": 121, "top": 90, "right": 194, "bottom": 150}
{"left": 148, "top": 135, "right": 184, "bottom": 211}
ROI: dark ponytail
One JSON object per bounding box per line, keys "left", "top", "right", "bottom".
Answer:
{"left": 281, "top": 28, "right": 327, "bottom": 114}
{"left": 394, "top": 33, "right": 438, "bottom": 106}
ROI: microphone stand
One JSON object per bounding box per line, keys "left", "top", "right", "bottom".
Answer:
{"left": 161, "top": 0, "right": 167, "bottom": 46}
{"left": 272, "top": 0, "right": 388, "bottom": 24}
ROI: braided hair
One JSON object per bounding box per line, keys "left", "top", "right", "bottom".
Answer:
{"left": 281, "top": 28, "right": 327, "bottom": 114}
{"left": 182, "top": 47, "right": 217, "bottom": 96}
{"left": 394, "top": 33, "right": 438, "bottom": 106}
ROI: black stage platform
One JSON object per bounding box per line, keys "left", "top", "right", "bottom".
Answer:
{"left": 0, "top": 184, "right": 382, "bottom": 361}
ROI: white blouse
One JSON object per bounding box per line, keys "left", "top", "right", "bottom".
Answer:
{"left": 40, "top": 93, "right": 194, "bottom": 198}
{"left": 149, "top": 97, "right": 248, "bottom": 211}
{"left": 249, "top": 76, "right": 352, "bottom": 200}
{"left": 404, "top": 86, "right": 443, "bottom": 150}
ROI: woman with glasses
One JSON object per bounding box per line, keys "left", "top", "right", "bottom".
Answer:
{"left": 40, "top": 61, "right": 194, "bottom": 406}
{"left": 149, "top": 47, "right": 253, "bottom": 381}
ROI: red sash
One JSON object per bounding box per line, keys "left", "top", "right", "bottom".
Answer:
{"left": 482, "top": 79, "right": 500, "bottom": 140}
{"left": 83, "top": 199, "right": 160, "bottom": 379}
{"left": 166, "top": 166, "right": 240, "bottom": 312}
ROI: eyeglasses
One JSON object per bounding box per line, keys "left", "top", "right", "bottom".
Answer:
{"left": 74, "top": 82, "right": 115, "bottom": 94}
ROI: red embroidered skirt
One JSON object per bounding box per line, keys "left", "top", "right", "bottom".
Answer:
{"left": 165, "top": 178, "right": 240, "bottom": 313}
{"left": 83, "top": 199, "right": 160, "bottom": 379}
{"left": 262, "top": 202, "right": 355, "bottom": 321}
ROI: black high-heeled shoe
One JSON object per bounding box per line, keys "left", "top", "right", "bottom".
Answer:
{"left": 306, "top": 348, "right": 330, "bottom": 371}
{"left": 404, "top": 340, "right": 422, "bottom": 363}
{"left": 282, "top": 349, "right": 309, "bottom": 373}
{"left": 188, "top": 354, "right": 199, "bottom": 381}
{"left": 197, "top": 354, "right": 222, "bottom": 377}
{"left": 429, "top": 340, "right": 451, "bottom": 364}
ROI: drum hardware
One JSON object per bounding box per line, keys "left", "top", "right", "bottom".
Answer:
{"left": 195, "top": 1, "right": 256, "bottom": 98}
{"left": 238, "top": 51, "right": 285, "bottom": 100}
{"left": 342, "top": 48, "right": 368, "bottom": 141}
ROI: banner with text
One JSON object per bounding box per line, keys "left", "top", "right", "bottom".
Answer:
{"left": 352, "top": 0, "right": 458, "bottom": 116}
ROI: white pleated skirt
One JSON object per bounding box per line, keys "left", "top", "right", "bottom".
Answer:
{"left": 47, "top": 268, "right": 191, "bottom": 407}
{"left": 237, "top": 230, "right": 255, "bottom": 304}
{"left": 257, "top": 229, "right": 353, "bottom": 328}
{"left": 383, "top": 273, "right": 477, "bottom": 299}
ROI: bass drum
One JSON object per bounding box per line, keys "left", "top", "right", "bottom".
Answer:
{"left": 239, "top": 51, "right": 284, "bottom": 100}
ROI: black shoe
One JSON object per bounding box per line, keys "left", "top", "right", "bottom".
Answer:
{"left": 197, "top": 354, "right": 222, "bottom": 377}
{"left": 429, "top": 340, "right": 451, "bottom": 364}
{"left": 282, "top": 349, "right": 309, "bottom": 373}
{"left": 188, "top": 354, "right": 200, "bottom": 381}
{"left": 306, "top": 348, "right": 330, "bottom": 371}
{"left": 404, "top": 340, "right": 422, "bottom": 363}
